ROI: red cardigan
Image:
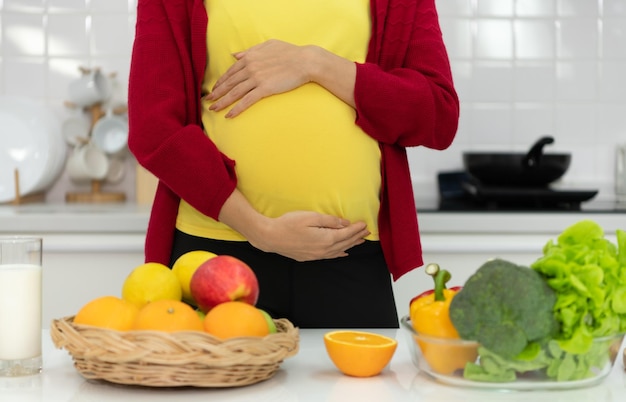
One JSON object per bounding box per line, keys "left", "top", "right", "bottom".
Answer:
{"left": 128, "top": 0, "right": 459, "bottom": 280}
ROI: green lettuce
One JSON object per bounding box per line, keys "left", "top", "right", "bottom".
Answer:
{"left": 531, "top": 219, "right": 626, "bottom": 355}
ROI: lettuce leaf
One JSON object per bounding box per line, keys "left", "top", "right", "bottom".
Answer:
{"left": 531, "top": 220, "right": 626, "bottom": 352}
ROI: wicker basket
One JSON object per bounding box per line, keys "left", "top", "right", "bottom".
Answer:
{"left": 50, "top": 316, "right": 299, "bottom": 388}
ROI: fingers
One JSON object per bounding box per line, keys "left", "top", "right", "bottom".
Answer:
{"left": 206, "top": 69, "right": 250, "bottom": 109}
{"left": 206, "top": 61, "right": 263, "bottom": 117}
{"left": 211, "top": 57, "right": 245, "bottom": 92}
{"left": 204, "top": 40, "right": 309, "bottom": 118}
{"left": 310, "top": 216, "right": 370, "bottom": 260}
{"left": 312, "top": 214, "right": 351, "bottom": 229}
{"left": 224, "top": 88, "right": 264, "bottom": 118}
{"left": 256, "top": 212, "right": 371, "bottom": 262}
{"left": 331, "top": 226, "right": 369, "bottom": 255}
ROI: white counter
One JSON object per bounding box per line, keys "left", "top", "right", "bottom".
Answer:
{"left": 2, "top": 203, "right": 625, "bottom": 236}
{"left": 2, "top": 329, "right": 625, "bottom": 402}
{"left": 2, "top": 203, "right": 625, "bottom": 253}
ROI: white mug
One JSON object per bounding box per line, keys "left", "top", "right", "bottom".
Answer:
{"left": 104, "top": 157, "right": 126, "bottom": 184}
{"left": 67, "top": 69, "right": 110, "bottom": 107}
{"left": 61, "top": 115, "right": 91, "bottom": 146}
{"left": 91, "top": 112, "right": 128, "bottom": 156}
{"left": 66, "top": 143, "right": 110, "bottom": 182}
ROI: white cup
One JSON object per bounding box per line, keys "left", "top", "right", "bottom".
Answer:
{"left": 66, "top": 143, "right": 110, "bottom": 182}
{"left": 92, "top": 112, "right": 128, "bottom": 157}
{"left": 62, "top": 115, "right": 91, "bottom": 146}
{"left": 104, "top": 157, "right": 126, "bottom": 184}
{"left": 0, "top": 236, "right": 43, "bottom": 377}
{"left": 67, "top": 69, "right": 110, "bottom": 107}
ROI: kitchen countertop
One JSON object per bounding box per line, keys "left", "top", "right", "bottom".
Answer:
{"left": 1, "top": 202, "right": 624, "bottom": 235}
{"left": 3, "top": 329, "right": 625, "bottom": 402}
{"left": 0, "top": 202, "right": 624, "bottom": 258}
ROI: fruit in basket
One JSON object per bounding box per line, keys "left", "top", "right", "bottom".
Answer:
{"left": 190, "top": 255, "right": 259, "bottom": 312}
{"left": 203, "top": 301, "right": 269, "bottom": 339}
{"left": 122, "top": 262, "right": 182, "bottom": 308}
{"left": 172, "top": 250, "right": 217, "bottom": 305}
{"left": 74, "top": 295, "right": 139, "bottom": 331}
{"left": 324, "top": 330, "right": 397, "bottom": 377}
{"left": 259, "top": 309, "right": 277, "bottom": 334}
{"left": 133, "top": 299, "right": 204, "bottom": 332}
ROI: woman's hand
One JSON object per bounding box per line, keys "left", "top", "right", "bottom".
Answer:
{"left": 205, "top": 39, "right": 356, "bottom": 118}
{"left": 206, "top": 39, "right": 311, "bottom": 118}
{"left": 251, "top": 211, "right": 370, "bottom": 261}
{"left": 218, "top": 189, "right": 369, "bottom": 261}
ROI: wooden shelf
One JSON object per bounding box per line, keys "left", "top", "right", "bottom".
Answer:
{"left": 65, "top": 180, "right": 126, "bottom": 204}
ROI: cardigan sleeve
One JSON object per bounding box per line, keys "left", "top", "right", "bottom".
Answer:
{"left": 354, "top": 0, "right": 459, "bottom": 150}
{"left": 128, "top": 0, "right": 237, "bottom": 221}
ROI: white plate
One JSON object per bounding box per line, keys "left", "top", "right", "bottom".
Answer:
{"left": 0, "top": 96, "right": 65, "bottom": 203}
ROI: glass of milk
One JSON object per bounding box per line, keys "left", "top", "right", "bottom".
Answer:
{"left": 0, "top": 237, "right": 42, "bottom": 376}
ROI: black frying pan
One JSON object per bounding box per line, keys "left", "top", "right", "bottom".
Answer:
{"left": 463, "top": 136, "right": 571, "bottom": 187}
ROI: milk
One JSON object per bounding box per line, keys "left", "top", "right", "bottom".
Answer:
{"left": 0, "top": 264, "right": 42, "bottom": 360}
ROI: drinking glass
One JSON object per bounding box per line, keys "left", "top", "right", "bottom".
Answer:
{"left": 0, "top": 237, "right": 43, "bottom": 376}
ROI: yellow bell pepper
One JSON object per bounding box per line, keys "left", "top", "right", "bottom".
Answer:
{"left": 409, "top": 264, "right": 477, "bottom": 374}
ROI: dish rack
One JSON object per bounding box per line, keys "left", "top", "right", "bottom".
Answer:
{"left": 6, "top": 169, "right": 45, "bottom": 205}
{"left": 64, "top": 68, "right": 127, "bottom": 204}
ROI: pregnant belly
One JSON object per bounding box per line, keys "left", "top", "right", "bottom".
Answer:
{"left": 204, "top": 84, "right": 381, "bottom": 237}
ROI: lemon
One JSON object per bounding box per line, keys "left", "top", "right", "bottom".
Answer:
{"left": 122, "top": 262, "right": 182, "bottom": 308}
{"left": 171, "top": 250, "right": 217, "bottom": 305}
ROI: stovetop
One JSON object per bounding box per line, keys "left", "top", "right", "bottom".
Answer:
{"left": 437, "top": 171, "right": 602, "bottom": 211}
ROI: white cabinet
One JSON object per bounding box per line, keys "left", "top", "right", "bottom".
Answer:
{"left": 1, "top": 205, "right": 624, "bottom": 327}
{"left": 41, "top": 234, "right": 146, "bottom": 327}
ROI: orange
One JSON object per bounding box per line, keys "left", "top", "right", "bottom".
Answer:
{"left": 203, "top": 301, "right": 270, "bottom": 339}
{"left": 74, "top": 295, "right": 139, "bottom": 331}
{"left": 133, "top": 299, "right": 204, "bottom": 332}
{"left": 323, "top": 330, "right": 398, "bottom": 377}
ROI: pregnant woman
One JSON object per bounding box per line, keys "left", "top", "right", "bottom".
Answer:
{"left": 128, "top": 0, "right": 459, "bottom": 328}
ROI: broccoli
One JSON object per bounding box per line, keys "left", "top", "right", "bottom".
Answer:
{"left": 449, "top": 258, "right": 559, "bottom": 359}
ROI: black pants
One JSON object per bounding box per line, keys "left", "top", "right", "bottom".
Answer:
{"left": 170, "top": 230, "right": 399, "bottom": 328}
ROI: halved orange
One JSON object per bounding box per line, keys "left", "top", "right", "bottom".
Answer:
{"left": 323, "top": 330, "right": 398, "bottom": 377}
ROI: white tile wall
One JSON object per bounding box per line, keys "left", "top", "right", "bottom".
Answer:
{"left": 0, "top": 0, "right": 625, "bottom": 203}
{"left": 411, "top": 0, "right": 626, "bottom": 203}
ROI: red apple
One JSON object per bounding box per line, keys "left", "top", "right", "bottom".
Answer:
{"left": 189, "top": 255, "right": 259, "bottom": 312}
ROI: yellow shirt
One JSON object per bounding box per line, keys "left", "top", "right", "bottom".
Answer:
{"left": 177, "top": 0, "right": 380, "bottom": 241}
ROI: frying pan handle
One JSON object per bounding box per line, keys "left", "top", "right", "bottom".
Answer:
{"left": 523, "top": 136, "right": 554, "bottom": 168}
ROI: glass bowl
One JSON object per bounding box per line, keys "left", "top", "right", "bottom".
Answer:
{"left": 400, "top": 315, "right": 624, "bottom": 390}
